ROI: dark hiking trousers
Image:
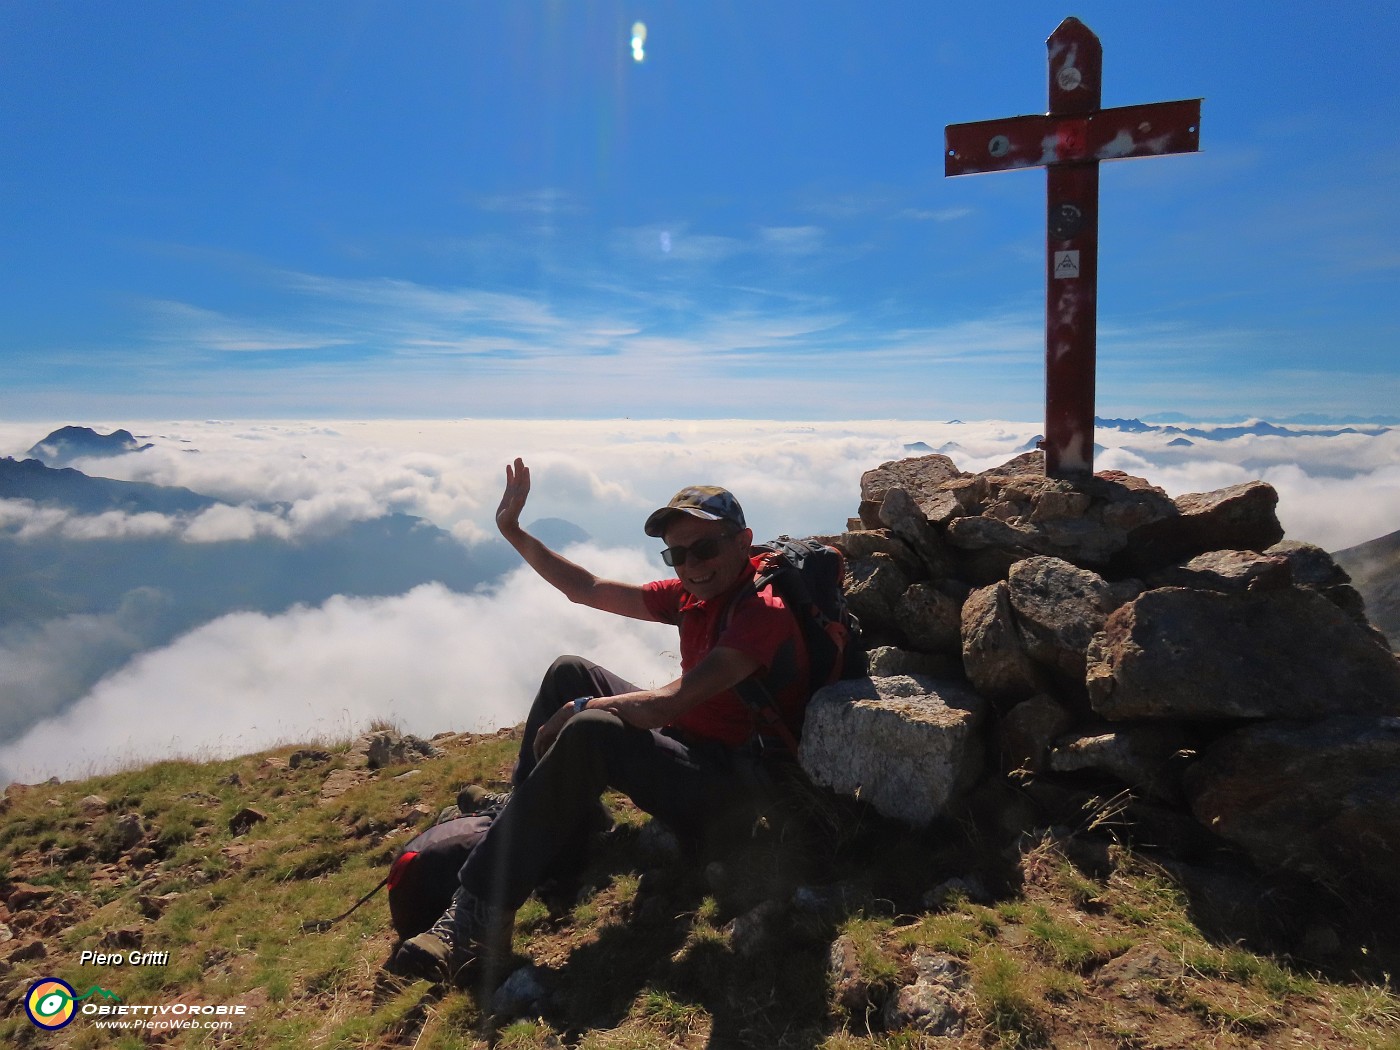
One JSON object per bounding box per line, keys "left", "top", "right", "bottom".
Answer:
{"left": 458, "top": 655, "right": 765, "bottom": 915}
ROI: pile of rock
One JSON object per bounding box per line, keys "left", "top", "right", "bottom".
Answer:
{"left": 799, "top": 451, "right": 1400, "bottom": 901}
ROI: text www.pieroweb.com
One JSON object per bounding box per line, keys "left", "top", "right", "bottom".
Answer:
{"left": 83, "top": 1003, "right": 245, "bottom": 1031}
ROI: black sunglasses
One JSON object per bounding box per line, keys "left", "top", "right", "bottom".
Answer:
{"left": 661, "top": 532, "right": 735, "bottom": 567}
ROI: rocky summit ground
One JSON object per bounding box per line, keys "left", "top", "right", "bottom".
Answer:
{"left": 2, "top": 727, "right": 1398, "bottom": 1049}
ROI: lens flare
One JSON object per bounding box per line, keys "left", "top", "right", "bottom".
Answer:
{"left": 631, "top": 21, "right": 647, "bottom": 62}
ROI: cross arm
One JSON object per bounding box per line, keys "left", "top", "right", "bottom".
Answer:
{"left": 945, "top": 98, "right": 1201, "bottom": 176}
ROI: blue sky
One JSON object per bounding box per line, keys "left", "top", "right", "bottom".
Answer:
{"left": 3, "top": 1, "right": 1398, "bottom": 421}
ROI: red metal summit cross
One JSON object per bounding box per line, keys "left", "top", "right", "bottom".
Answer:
{"left": 945, "top": 17, "right": 1201, "bottom": 479}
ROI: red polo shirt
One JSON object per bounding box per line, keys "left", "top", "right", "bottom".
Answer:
{"left": 642, "top": 557, "right": 811, "bottom": 748}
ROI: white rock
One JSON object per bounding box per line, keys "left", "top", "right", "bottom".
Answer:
{"left": 490, "top": 964, "right": 548, "bottom": 1016}
{"left": 799, "top": 675, "right": 988, "bottom": 828}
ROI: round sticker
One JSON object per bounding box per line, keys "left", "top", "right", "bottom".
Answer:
{"left": 1057, "top": 66, "right": 1082, "bottom": 91}
{"left": 1049, "top": 203, "right": 1084, "bottom": 241}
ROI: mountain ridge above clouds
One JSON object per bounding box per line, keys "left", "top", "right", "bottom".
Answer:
{"left": 0, "top": 456, "right": 521, "bottom": 747}
{"left": 1140, "top": 412, "right": 1400, "bottom": 426}
{"left": 24, "top": 424, "right": 154, "bottom": 466}
{"left": 527, "top": 517, "right": 592, "bottom": 548}
{"left": 0, "top": 455, "right": 220, "bottom": 516}
{"left": 1333, "top": 529, "right": 1400, "bottom": 652}
{"left": 1095, "top": 416, "right": 1393, "bottom": 440}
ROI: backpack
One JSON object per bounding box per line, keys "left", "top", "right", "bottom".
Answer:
{"left": 731, "top": 537, "right": 867, "bottom": 752}
{"left": 300, "top": 807, "right": 497, "bottom": 941}
{"left": 754, "top": 537, "right": 867, "bottom": 682}
{"left": 386, "top": 812, "right": 495, "bottom": 940}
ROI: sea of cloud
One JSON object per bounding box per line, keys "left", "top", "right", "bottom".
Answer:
{"left": 0, "top": 549, "right": 678, "bottom": 785}
{"left": 1, "top": 417, "right": 1397, "bottom": 783}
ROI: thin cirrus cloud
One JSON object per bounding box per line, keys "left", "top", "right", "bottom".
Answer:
{"left": 609, "top": 223, "right": 746, "bottom": 266}
{"left": 609, "top": 222, "right": 832, "bottom": 267}
{"left": 324, "top": 270, "right": 937, "bottom": 368}
{"left": 756, "top": 225, "right": 827, "bottom": 255}
{"left": 123, "top": 241, "right": 1388, "bottom": 419}
{"left": 900, "top": 207, "right": 974, "bottom": 222}
{"left": 145, "top": 300, "right": 350, "bottom": 354}
{"left": 472, "top": 188, "right": 588, "bottom": 216}
{"left": 280, "top": 273, "right": 568, "bottom": 330}
{"left": 108, "top": 309, "right": 1262, "bottom": 421}
{"left": 141, "top": 264, "right": 862, "bottom": 380}
{"left": 108, "top": 182, "right": 1328, "bottom": 422}
{"left": 272, "top": 271, "right": 660, "bottom": 365}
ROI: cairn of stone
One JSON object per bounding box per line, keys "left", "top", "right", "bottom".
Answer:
{"left": 798, "top": 450, "right": 1400, "bottom": 902}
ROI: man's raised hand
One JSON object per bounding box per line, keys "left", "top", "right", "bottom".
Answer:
{"left": 496, "top": 457, "right": 531, "bottom": 536}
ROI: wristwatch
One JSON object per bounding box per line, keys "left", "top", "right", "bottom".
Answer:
{"left": 571, "top": 695, "right": 593, "bottom": 714}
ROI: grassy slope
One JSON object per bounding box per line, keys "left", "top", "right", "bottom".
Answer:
{"left": 2, "top": 729, "right": 1398, "bottom": 1050}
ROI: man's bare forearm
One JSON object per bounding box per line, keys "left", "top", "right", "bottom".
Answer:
{"left": 592, "top": 645, "right": 761, "bottom": 730}
{"left": 531, "top": 646, "right": 762, "bottom": 759}
{"left": 495, "top": 456, "right": 651, "bottom": 619}
{"left": 500, "top": 523, "right": 598, "bottom": 604}
{"left": 590, "top": 686, "right": 690, "bottom": 730}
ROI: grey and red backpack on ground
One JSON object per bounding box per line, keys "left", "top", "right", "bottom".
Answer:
{"left": 303, "top": 801, "right": 501, "bottom": 943}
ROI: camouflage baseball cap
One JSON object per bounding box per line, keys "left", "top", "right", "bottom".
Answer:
{"left": 644, "top": 485, "right": 747, "bottom": 537}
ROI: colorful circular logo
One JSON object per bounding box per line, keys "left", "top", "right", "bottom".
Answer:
{"left": 26, "top": 978, "right": 78, "bottom": 1030}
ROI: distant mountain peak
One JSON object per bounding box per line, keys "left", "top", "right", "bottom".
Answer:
{"left": 1093, "top": 416, "right": 1390, "bottom": 442}
{"left": 25, "top": 426, "right": 152, "bottom": 467}
{"left": 527, "top": 517, "right": 592, "bottom": 548}
{"left": 0, "top": 456, "right": 218, "bottom": 516}
{"left": 1094, "top": 416, "right": 1156, "bottom": 433}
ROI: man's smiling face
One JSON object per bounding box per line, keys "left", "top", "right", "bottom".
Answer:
{"left": 661, "top": 515, "right": 753, "bottom": 601}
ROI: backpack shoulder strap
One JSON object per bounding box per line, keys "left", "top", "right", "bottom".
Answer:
{"left": 723, "top": 542, "right": 804, "bottom": 756}
{"left": 733, "top": 676, "right": 801, "bottom": 755}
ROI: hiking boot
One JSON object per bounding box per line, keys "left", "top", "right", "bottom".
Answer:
{"left": 457, "top": 784, "right": 512, "bottom": 814}
{"left": 386, "top": 889, "right": 461, "bottom": 980}
{"left": 388, "top": 887, "right": 514, "bottom": 990}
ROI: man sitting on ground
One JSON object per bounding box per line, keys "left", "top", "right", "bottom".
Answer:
{"left": 389, "top": 457, "right": 814, "bottom": 988}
